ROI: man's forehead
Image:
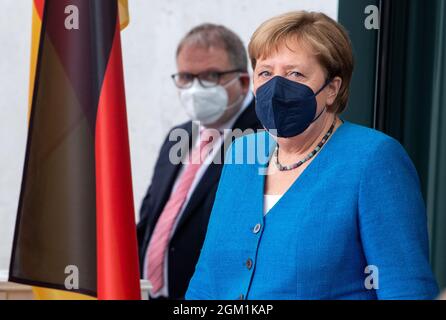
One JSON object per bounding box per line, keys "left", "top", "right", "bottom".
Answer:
{"left": 177, "top": 45, "right": 232, "bottom": 72}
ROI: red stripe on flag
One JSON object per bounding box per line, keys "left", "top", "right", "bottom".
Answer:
{"left": 34, "top": 0, "right": 45, "bottom": 19}
{"left": 95, "top": 16, "right": 141, "bottom": 300}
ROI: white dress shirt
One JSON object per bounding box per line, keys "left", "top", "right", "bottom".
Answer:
{"left": 263, "top": 194, "right": 283, "bottom": 215}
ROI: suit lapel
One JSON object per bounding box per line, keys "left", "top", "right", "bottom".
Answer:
{"left": 145, "top": 123, "right": 195, "bottom": 238}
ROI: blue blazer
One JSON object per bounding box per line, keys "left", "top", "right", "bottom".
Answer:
{"left": 186, "top": 121, "right": 439, "bottom": 300}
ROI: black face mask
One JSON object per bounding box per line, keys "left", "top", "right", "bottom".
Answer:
{"left": 255, "top": 76, "right": 331, "bottom": 138}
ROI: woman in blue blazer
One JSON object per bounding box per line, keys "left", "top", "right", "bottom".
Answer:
{"left": 186, "top": 11, "right": 439, "bottom": 300}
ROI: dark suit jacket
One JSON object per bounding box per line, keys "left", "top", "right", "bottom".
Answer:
{"left": 137, "top": 99, "right": 262, "bottom": 299}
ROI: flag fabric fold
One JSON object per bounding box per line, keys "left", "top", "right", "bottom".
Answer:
{"left": 9, "top": 0, "right": 140, "bottom": 300}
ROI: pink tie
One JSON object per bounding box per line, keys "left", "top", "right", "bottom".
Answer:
{"left": 146, "top": 129, "right": 218, "bottom": 295}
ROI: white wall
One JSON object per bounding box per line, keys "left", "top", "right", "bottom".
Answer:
{"left": 0, "top": 0, "right": 32, "bottom": 272}
{"left": 0, "top": 0, "right": 338, "bottom": 271}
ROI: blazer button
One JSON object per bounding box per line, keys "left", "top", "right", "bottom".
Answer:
{"left": 246, "top": 258, "right": 253, "bottom": 270}
{"left": 253, "top": 223, "right": 262, "bottom": 234}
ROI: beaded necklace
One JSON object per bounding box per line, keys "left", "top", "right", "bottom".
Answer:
{"left": 274, "top": 119, "right": 338, "bottom": 172}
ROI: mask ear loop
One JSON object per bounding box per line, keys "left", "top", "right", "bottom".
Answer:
{"left": 224, "top": 73, "right": 246, "bottom": 111}
{"left": 312, "top": 105, "right": 327, "bottom": 123}
{"left": 314, "top": 78, "right": 333, "bottom": 96}
{"left": 311, "top": 78, "right": 333, "bottom": 123}
{"left": 222, "top": 74, "right": 241, "bottom": 88}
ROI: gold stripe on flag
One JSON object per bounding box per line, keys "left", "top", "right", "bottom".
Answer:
{"left": 33, "top": 287, "right": 96, "bottom": 300}
{"left": 118, "top": 0, "right": 130, "bottom": 30}
{"left": 28, "top": 2, "right": 42, "bottom": 116}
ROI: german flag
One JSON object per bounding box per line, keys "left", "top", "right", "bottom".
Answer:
{"left": 9, "top": 0, "right": 141, "bottom": 300}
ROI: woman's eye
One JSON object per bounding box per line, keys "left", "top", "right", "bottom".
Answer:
{"left": 289, "top": 71, "right": 303, "bottom": 78}
{"left": 258, "top": 71, "right": 271, "bottom": 78}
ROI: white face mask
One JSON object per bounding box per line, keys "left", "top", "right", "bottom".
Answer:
{"left": 179, "top": 77, "right": 243, "bottom": 125}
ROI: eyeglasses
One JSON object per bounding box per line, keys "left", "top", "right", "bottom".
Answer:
{"left": 171, "top": 69, "right": 244, "bottom": 89}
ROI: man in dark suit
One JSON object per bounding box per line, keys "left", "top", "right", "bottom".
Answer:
{"left": 137, "top": 24, "right": 262, "bottom": 299}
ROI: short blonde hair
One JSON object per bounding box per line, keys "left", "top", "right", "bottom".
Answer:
{"left": 248, "top": 11, "right": 354, "bottom": 114}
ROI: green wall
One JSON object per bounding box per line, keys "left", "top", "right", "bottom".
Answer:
{"left": 338, "top": 0, "right": 379, "bottom": 127}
